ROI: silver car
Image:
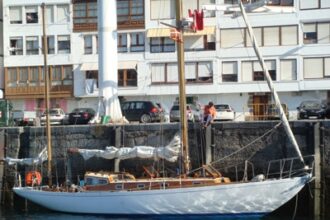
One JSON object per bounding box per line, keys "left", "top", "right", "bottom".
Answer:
{"left": 170, "top": 104, "right": 200, "bottom": 122}
{"left": 40, "top": 108, "right": 68, "bottom": 125}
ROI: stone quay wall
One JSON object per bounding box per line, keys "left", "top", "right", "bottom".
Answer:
{"left": 1, "top": 121, "right": 330, "bottom": 219}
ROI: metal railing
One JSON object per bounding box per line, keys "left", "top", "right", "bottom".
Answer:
{"left": 243, "top": 103, "right": 289, "bottom": 121}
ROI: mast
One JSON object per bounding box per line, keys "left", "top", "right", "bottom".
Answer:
{"left": 175, "top": 0, "right": 190, "bottom": 174}
{"left": 97, "top": 0, "right": 123, "bottom": 122}
{"left": 238, "top": 2, "right": 304, "bottom": 164}
{"left": 41, "top": 3, "right": 52, "bottom": 186}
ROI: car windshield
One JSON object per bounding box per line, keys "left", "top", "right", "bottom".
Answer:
{"left": 44, "top": 109, "right": 60, "bottom": 115}
{"left": 215, "top": 105, "right": 229, "bottom": 111}
{"left": 301, "top": 101, "right": 321, "bottom": 109}
{"left": 73, "top": 108, "right": 88, "bottom": 113}
{"left": 171, "top": 105, "right": 191, "bottom": 111}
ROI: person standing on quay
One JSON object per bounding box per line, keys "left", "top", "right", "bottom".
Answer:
{"left": 203, "top": 101, "right": 216, "bottom": 127}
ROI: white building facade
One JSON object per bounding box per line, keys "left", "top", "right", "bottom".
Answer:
{"left": 2, "top": 0, "right": 330, "bottom": 120}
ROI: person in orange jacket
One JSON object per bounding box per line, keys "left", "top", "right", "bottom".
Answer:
{"left": 203, "top": 101, "right": 216, "bottom": 127}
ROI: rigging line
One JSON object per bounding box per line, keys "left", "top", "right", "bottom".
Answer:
{"left": 210, "top": 122, "right": 282, "bottom": 166}
{"left": 291, "top": 194, "right": 299, "bottom": 220}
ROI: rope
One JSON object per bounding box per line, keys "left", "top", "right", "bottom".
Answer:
{"left": 210, "top": 122, "right": 282, "bottom": 166}
{"left": 291, "top": 194, "right": 298, "bottom": 220}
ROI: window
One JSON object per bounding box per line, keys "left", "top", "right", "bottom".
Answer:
{"left": 30, "top": 67, "right": 39, "bottom": 86}
{"left": 199, "top": 0, "right": 215, "bottom": 17}
{"left": 10, "top": 37, "right": 23, "bottom": 55}
{"left": 73, "top": 0, "right": 97, "bottom": 31}
{"left": 246, "top": 27, "right": 262, "bottom": 47}
{"left": 150, "top": 0, "right": 175, "bottom": 19}
{"left": 304, "top": 58, "right": 325, "bottom": 79}
{"left": 222, "top": 62, "right": 238, "bottom": 82}
{"left": 52, "top": 66, "right": 62, "bottom": 85}
{"left": 264, "top": 27, "right": 279, "bottom": 46}
{"left": 58, "top": 35, "right": 70, "bottom": 54}
{"left": 45, "top": 5, "right": 54, "bottom": 24}
{"left": 280, "top": 59, "right": 296, "bottom": 80}
{"left": 300, "top": 0, "right": 319, "bottom": 9}
{"left": 221, "top": 29, "right": 245, "bottom": 48}
{"left": 42, "top": 36, "right": 55, "bottom": 54}
{"left": 150, "top": 37, "right": 175, "bottom": 53}
{"left": 9, "top": 7, "right": 22, "bottom": 24}
{"left": 204, "top": 35, "right": 216, "bottom": 50}
{"left": 6, "top": 65, "right": 73, "bottom": 89}
{"left": 117, "top": 0, "right": 144, "bottom": 28}
{"left": 182, "top": 0, "right": 215, "bottom": 17}
{"left": 253, "top": 60, "right": 276, "bottom": 81}
{"left": 303, "top": 23, "right": 317, "bottom": 44}
{"left": 84, "top": 35, "right": 93, "bottom": 54}
{"left": 151, "top": 63, "right": 165, "bottom": 83}
{"left": 242, "top": 60, "right": 276, "bottom": 82}
{"left": 26, "top": 6, "right": 38, "bottom": 24}
{"left": 118, "top": 69, "right": 137, "bottom": 87}
{"left": 151, "top": 62, "right": 213, "bottom": 84}
{"left": 184, "top": 35, "right": 216, "bottom": 51}
{"left": 118, "top": 33, "right": 128, "bottom": 53}
{"left": 19, "top": 68, "right": 28, "bottom": 86}
{"left": 63, "top": 66, "right": 73, "bottom": 85}
{"left": 47, "top": 36, "right": 55, "bottom": 54}
{"left": 7, "top": 68, "right": 18, "bottom": 87}
{"left": 26, "top": 36, "right": 39, "bottom": 55}
{"left": 267, "top": 0, "right": 293, "bottom": 6}
{"left": 281, "top": 26, "right": 298, "bottom": 45}
{"left": 57, "top": 5, "right": 70, "bottom": 23}
{"left": 130, "top": 32, "right": 145, "bottom": 52}
{"left": 303, "top": 22, "right": 330, "bottom": 44}
{"left": 317, "top": 23, "right": 330, "bottom": 44}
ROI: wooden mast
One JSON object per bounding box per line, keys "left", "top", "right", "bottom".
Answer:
{"left": 41, "top": 3, "right": 52, "bottom": 186}
{"left": 175, "top": 0, "right": 190, "bottom": 174}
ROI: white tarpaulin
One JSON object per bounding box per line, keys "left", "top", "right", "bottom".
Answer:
{"left": 78, "top": 135, "right": 181, "bottom": 162}
{"left": 5, "top": 148, "right": 48, "bottom": 166}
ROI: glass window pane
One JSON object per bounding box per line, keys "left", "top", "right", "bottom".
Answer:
{"left": 57, "top": 5, "right": 70, "bottom": 23}
{"left": 9, "top": 7, "right": 22, "bottom": 24}
{"left": 264, "top": 27, "right": 279, "bottom": 46}
{"left": 151, "top": 63, "right": 165, "bottom": 82}
{"left": 221, "top": 29, "right": 245, "bottom": 48}
{"left": 46, "top": 5, "right": 54, "bottom": 24}
{"left": 304, "top": 58, "right": 323, "bottom": 78}
{"left": 281, "top": 26, "right": 298, "bottom": 45}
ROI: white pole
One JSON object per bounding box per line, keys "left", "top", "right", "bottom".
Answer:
{"left": 238, "top": 2, "right": 304, "bottom": 164}
{"left": 98, "top": 0, "right": 122, "bottom": 122}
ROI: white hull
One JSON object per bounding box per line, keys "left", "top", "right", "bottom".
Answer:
{"left": 13, "top": 174, "right": 311, "bottom": 216}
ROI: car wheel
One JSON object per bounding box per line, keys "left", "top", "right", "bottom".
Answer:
{"left": 140, "top": 114, "right": 151, "bottom": 123}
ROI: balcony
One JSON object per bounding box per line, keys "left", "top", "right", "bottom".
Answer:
{"left": 5, "top": 84, "right": 73, "bottom": 99}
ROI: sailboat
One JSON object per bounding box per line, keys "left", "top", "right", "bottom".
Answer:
{"left": 10, "top": 0, "right": 313, "bottom": 217}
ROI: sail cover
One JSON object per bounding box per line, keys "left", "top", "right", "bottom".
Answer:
{"left": 77, "top": 135, "right": 181, "bottom": 162}
{"left": 5, "top": 147, "right": 48, "bottom": 166}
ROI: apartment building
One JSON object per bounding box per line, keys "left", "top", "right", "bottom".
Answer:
{"left": 2, "top": 0, "right": 330, "bottom": 120}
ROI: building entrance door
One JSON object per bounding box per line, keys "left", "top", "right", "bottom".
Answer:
{"left": 253, "top": 94, "right": 269, "bottom": 120}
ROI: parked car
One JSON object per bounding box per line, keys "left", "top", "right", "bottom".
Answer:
{"left": 40, "top": 108, "right": 67, "bottom": 125}
{"left": 267, "top": 103, "right": 289, "bottom": 120}
{"left": 213, "top": 104, "right": 235, "bottom": 121}
{"left": 170, "top": 104, "right": 200, "bottom": 122}
{"left": 121, "top": 101, "right": 164, "bottom": 123}
{"left": 11, "top": 110, "right": 37, "bottom": 126}
{"left": 297, "top": 100, "right": 326, "bottom": 119}
{"left": 68, "top": 108, "right": 96, "bottom": 125}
